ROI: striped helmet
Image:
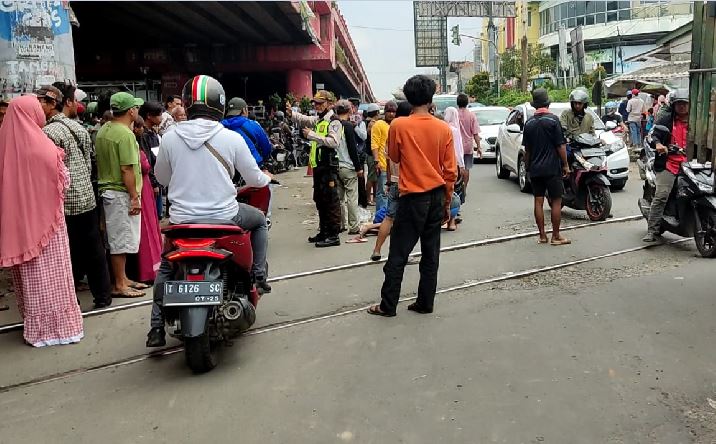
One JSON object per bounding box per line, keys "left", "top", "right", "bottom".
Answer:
{"left": 182, "top": 75, "right": 226, "bottom": 121}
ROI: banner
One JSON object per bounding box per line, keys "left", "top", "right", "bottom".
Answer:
{"left": 0, "top": 1, "right": 75, "bottom": 99}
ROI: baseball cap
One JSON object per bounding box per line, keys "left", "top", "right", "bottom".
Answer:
{"left": 311, "top": 90, "right": 333, "bottom": 104}
{"left": 110, "top": 92, "right": 144, "bottom": 112}
{"left": 36, "top": 85, "right": 63, "bottom": 102}
{"left": 631, "top": 89, "right": 640, "bottom": 96}
{"left": 226, "top": 97, "right": 247, "bottom": 117}
{"left": 75, "top": 88, "right": 87, "bottom": 102}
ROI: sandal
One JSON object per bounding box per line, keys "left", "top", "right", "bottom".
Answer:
{"left": 111, "top": 288, "right": 146, "bottom": 298}
{"left": 346, "top": 237, "right": 368, "bottom": 244}
{"left": 367, "top": 304, "right": 395, "bottom": 317}
{"left": 550, "top": 237, "right": 572, "bottom": 246}
{"left": 370, "top": 253, "right": 381, "bottom": 261}
{"left": 537, "top": 237, "right": 549, "bottom": 244}
{"left": 129, "top": 282, "right": 151, "bottom": 290}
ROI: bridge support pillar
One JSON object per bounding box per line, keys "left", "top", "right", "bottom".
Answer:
{"left": 287, "top": 69, "right": 313, "bottom": 99}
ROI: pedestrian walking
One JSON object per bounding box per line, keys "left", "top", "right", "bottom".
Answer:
{"left": 40, "top": 83, "right": 112, "bottom": 309}
{"left": 443, "top": 106, "right": 465, "bottom": 231}
{"left": 334, "top": 100, "right": 363, "bottom": 235}
{"left": 287, "top": 90, "right": 343, "bottom": 248}
{"left": 456, "top": 93, "right": 481, "bottom": 198}
{"left": 95, "top": 91, "right": 148, "bottom": 298}
{"left": 0, "top": 96, "right": 84, "bottom": 346}
{"left": 367, "top": 75, "right": 457, "bottom": 317}
{"left": 627, "top": 89, "right": 645, "bottom": 147}
{"left": 132, "top": 117, "right": 163, "bottom": 283}
{"left": 522, "top": 89, "right": 571, "bottom": 246}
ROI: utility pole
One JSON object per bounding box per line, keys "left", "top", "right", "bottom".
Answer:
{"left": 519, "top": 0, "right": 528, "bottom": 92}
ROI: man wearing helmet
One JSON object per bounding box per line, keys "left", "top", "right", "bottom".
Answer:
{"left": 643, "top": 89, "right": 690, "bottom": 243}
{"left": 286, "top": 90, "right": 343, "bottom": 247}
{"left": 560, "top": 89, "right": 595, "bottom": 141}
{"left": 146, "top": 75, "right": 272, "bottom": 347}
{"left": 602, "top": 101, "right": 627, "bottom": 132}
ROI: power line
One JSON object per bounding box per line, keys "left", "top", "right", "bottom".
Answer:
{"left": 349, "top": 25, "right": 483, "bottom": 32}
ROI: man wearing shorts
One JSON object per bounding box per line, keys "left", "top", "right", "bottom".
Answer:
{"left": 457, "top": 93, "right": 481, "bottom": 198}
{"left": 522, "top": 89, "right": 571, "bottom": 246}
{"left": 95, "top": 92, "right": 145, "bottom": 297}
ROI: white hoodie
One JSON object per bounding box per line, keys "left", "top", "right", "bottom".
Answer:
{"left": 156, "top": 119, "right": 270, "bottom": 224}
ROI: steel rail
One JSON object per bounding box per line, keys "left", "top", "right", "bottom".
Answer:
{"left": 0, "top": 238, "right": 686, "bottom": 394}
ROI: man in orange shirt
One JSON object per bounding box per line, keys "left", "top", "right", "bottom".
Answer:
{"left": 368, "top": 75, "right": 457, "bottom": 317}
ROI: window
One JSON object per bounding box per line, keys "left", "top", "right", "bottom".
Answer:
{"left": 560, "top": 3, "right": 568, "bottom": 20}
{"left": 553, "top": 5, "right": 560, "bottom": 21}
{"left": 586, "top": 14, "right": 595, "bottom": 25}
{"left": 607, "top": 1, "right": 618, "bottom": 10}
{"left": 596, "top": 1, "right": 606, "bottom": 12}
{"left": 586, "top": 1, "right": 597, "bottom": 14}
{"left": 618, "top": 1, "right": 630, "bottom": 9}
{"left": 528, "top": 10, "right": 532, "bottom": 27}
{"left": 607, "top": 11, "right": 617, "bottom": 21}
{"left": 596, "top": 12, "right": 606, "bottom": 23}
{"left": 568, "top": 17, "right": 576, "bottom": 27}
{"left": 618, "top": 9, "right": 631, "bottom": 20}
{"left": 577, "top": 16, "right": 585, "bottom": 26}
{"left": 576, "top": 1, "right": 586, "bottom": 16}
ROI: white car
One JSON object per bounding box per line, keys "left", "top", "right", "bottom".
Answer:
{"left": 495, "top": 103, "right": 630, "bottom": 192}
{"left": 470, "top": 106, "right": 510, "bottom": 162}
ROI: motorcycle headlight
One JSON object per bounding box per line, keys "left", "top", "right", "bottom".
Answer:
{"left": 607, "top": 140, "right": 626, "bottom": 152}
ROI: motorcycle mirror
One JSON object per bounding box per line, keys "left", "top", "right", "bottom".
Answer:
{"left": 605, "top": 121, "right": 617, "bottom": 130}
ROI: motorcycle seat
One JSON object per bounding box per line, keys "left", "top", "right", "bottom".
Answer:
{"left": 180, "top": 218, "right": 237, "bottom": 226}
{"left": 162, "top": 220, "right": 246, "bottom": 238}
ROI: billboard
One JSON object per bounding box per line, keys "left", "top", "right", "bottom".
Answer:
{"left": 0, "top": 1, "right": 76, "bottom": 99}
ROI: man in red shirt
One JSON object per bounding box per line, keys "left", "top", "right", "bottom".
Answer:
{"left": 643, "top": 89, "right": 690, "bottom": 242}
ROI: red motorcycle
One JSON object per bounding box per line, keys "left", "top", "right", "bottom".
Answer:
{"left": 161, "top": 185, "right": 271, "bottom": 373}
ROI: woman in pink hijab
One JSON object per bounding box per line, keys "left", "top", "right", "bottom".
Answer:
{"left": 443, "top": 106, "right": 465, "bottom": 231}
{"left": 0, "top": 96, "right": 83, "bottom": 347}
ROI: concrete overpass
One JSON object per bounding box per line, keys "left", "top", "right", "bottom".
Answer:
{"left": 71, "top": 1, "right": 374, "bottom": 104}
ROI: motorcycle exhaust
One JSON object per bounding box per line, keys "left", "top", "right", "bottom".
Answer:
{"left": 222, "top": 301, "right": 242, "bottom": 321}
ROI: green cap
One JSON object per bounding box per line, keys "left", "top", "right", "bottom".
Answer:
{"left": 110, "top": 92, "right": 144, "bottom": 113}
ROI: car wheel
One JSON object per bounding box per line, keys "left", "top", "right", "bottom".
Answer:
{"left": 517, "top": 155, "right": 531, "bottom": 193}
{"left": 495, "top": 146, "right": 510, "bottom": 179}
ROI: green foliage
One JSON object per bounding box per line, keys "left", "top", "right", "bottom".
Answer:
{"left": 285, "top": 92, "right": 297, "bottom": 106}
{"left": 499, "top": 44, "right": 557, "bottom": 84}
{"left": 548, "top": 89, "right": 571, "bottom": 103}
{"left": 268, "top": 92, "right": 282, "bottom": 111}
{"left": 582, "top": 65, "right": 607, "bottom": 90}
{"left": 494, "top": 88, "right": 532, "bottom": 107}
{"left": 299, "top": 96, "right": 312, "bottom": 114}
{"left": 464, "top": 72, "right": 492, "bottom": 102}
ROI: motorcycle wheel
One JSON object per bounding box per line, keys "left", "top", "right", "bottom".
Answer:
{"left": 695, "top": 208, "right": 716, "bottom": 258}
{"left": 585, "top": 184, "right": 612, "bottom": 221}
{"left": 287, "top": 154, "right": 296, "bottom": 170}
{"left": 185, "top": 335, "right": 218, "bottom": 373}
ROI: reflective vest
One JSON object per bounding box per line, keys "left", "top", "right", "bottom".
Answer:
{"left": 309, "top": 119, "right": 330, "bottom": 168}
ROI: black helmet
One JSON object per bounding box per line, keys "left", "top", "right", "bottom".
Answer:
{"left": 275, "top": 111, "right": 285, "bottom": 120}
{"left": 569, "top": 89, "right": 589, "bottom": 105}
{"left": 182, "top": 75, "right": 226, "bottom": 121}
{"left": 670, "top": 88, "right": 689, "bottom": 104}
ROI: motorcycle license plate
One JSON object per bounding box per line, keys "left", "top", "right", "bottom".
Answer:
{"left": 163, "top": 281, "right": 223, "bottom": 307}
{"left": 580, "top": 148, "right": 605, "bottom": 158}
{"left": 276, "top": 152, "right": 287, "bottom": 162}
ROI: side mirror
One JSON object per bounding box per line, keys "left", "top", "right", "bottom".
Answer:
{"left": 605, "top": 121, "right": 617, "bottom": 130}
{"left": 506, "top": 124, "right": 522, "bottom": 134}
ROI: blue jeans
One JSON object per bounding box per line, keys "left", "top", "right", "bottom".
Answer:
{"left": 628, "top": 121, "right": 642, "bottom": 146}
{"left": 375, "top": 170, "right": 388, "bottom": 212}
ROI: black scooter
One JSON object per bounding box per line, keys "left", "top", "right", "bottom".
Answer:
{"left": 637, "top": 125, "right": 716, "bottom": 257}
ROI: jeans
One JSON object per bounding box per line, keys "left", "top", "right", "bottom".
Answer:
{"left": 150, "top": 203, "right": 268, "bottom": 328}
{"left": 375, "top": 170, "right": 388, "bottom": 212}
{"left": 155, "top": 193, "right": 163, "bottom": 219}
{"left": 647, "top": 170, "right": 676, "bottom": 234}
{"left": 337, "top": 167, "right": 359, "bottom": 232}
{"left": 65, "top": 208, "right": 112, "bottom": 305}
{"left": 628, "top": 121, "right": 642, "bottom": 146}
{"left": 379, "top": 186, "right": 445, "bottom": 315}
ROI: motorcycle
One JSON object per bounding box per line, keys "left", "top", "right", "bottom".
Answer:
{"left": 267, "top": 127, "right": 295, "bottom": 173}
{"left": 550, "top": 133, "right": 612, "bottom": 221}
{"left": 160, "top": 183, "right": 275, "bottom": 373}
{"left": 637, "top": 125, "right": 716, "bottom": 257}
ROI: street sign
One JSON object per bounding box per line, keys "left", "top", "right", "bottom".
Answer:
{"left": 316, "top": 83, "right": 325, "bottom": 90}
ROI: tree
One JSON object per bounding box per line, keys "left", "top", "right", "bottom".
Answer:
{"left": 464, "top": 72, "right": 492, "bottom": 101}
{"left": 499, "top": 44, "right": 556, "bottom": 82}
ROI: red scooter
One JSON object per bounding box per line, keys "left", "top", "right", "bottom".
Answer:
{"left": 161, "top": 184, "right": 272, "bottom": 373}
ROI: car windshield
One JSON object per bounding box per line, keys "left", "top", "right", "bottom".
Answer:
{"left": 549, "top": 105, "right": 606, "bottom": 130}
{"left": 433, "top": 96, "right": 457, "bottom": 114}
{"left": 473, "top": 108, "right": 509, "bottom": 126}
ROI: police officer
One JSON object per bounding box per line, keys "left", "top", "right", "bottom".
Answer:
{"left": 286, "top": 90, "right": 343, "bottom": 247}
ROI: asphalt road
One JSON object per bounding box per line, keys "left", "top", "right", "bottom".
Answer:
{"left": 2, "top": 163, "right": 715, "bottom": 444}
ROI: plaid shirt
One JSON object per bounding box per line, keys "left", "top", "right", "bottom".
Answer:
{"left": 43, "top": 113, "right": 96, "bottom": 215}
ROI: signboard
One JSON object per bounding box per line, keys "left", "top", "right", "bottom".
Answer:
{"left": 570, "top": 26, "right": 585, "bottom": 76}
{"left": 415, "top": 1, "right": 515, "bottom": 18}
{"left": 558, "top": 26, "right": 569, "bottom": 71}
{"left": 0, "top": 1, "right": 76, "bottom": 99}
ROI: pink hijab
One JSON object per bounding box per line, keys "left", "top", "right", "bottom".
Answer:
{"left": 443, "top": 106, "right": 465, "bottom": 168}
{"left": 0, "top": 96, "right": 66, "bottom": 267}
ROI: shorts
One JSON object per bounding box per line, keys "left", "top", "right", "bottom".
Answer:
{"left": 366, "top": 154, "right": 377, "bottom": 182}
{"left": 385, "top": 183, "right": 400, "bottom": 218}
{"left": 101, "top": 190, "right": 141, "bottom": 254}
{"left": 463, "top": 154, "right": 473, "bottom": 170}
{"left": 530, "top": 175, "right": 564, "bottom": 198}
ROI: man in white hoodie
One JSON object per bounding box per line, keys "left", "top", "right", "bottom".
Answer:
{"left": 146, "top": 75, "right": 272, "bottom": 347}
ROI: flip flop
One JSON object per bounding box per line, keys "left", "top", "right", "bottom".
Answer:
{"left": 537, "top": 238, "right": 549, "bottom": 244}
{"left": 129, "top": 282, "right": 150, "bottom": 290}
{"left": 111, "top": 288, "right": 146, "bottom": 298}
{"left": 550, "top": 238, "right": 572, "bottom": 246}
{"left": 367, "top": 304, "right": 395, "bottom": 317}
{"left": 370, "top": 253, "right": 381, "bottom": 261}
{"left": 345, "top": 237, "right": 368, "bottom": 244}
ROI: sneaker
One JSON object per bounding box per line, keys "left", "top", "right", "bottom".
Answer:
{"left": 256, "top": 279, "right": 272, "bottom": 295}
{"left": 308, "top": 233, "right": 326, "bottom": 243}
{"left": 642, "top": 232, "right": 659, "bottom": 243}
{"left": 146, "top": 327, "right": 166, "bottom": 347}
{"left": 315, "top": 236, "right": 340, "bottom": 248}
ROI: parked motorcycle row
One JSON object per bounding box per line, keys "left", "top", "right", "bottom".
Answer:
{"left": 262, "top": 124, "right": 310, "bottom": 174}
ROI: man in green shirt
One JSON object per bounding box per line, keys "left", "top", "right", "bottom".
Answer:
{"left": 96, "top": 91, "right": 145, "bottom": 298}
